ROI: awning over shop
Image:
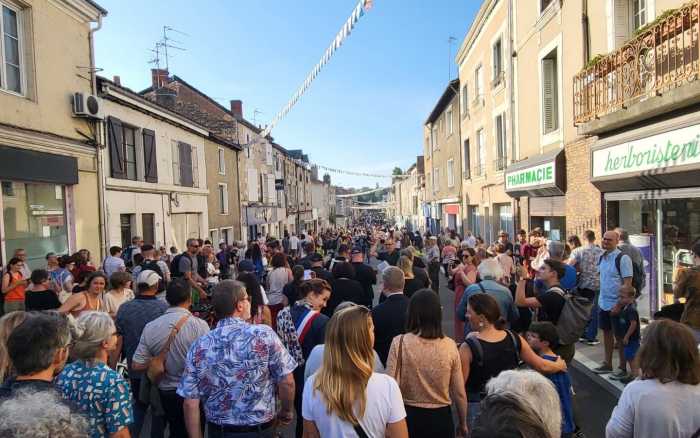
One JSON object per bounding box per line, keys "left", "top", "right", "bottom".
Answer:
{"left": 0, "top": 145, "right": 79, "bottom": 185}
{"left": 504, "top": 148, "right": 566, "bottom": 198}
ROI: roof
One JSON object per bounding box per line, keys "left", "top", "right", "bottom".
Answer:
{"left": 425, "top": 79, "right": 460, "bottom": 125}
{"left": 84, "top": 0, "right": 108, "bottom": 15}
{"left": 97, "top": 76, "right": 240, "bottom": 150}
{"left": 140, "top": 75, "right": 262, "bottom": 135}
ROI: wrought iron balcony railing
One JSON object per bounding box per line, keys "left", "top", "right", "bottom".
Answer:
{"left": 573, "top": 1, "right": 700, "bottom": 124}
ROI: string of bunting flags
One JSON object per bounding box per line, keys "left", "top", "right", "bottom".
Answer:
{"left": 335, "top": 186, "right": 390, "bottom": 198}
{"left": 258, "top": 0, "right": 374, "bottom": 140}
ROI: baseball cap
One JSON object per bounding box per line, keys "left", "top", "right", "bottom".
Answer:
{"left": 137, "top": 270, "right": 161, "bottom": 287}
{"left": 238, "top": 260, "right": 255, "bottom": 272}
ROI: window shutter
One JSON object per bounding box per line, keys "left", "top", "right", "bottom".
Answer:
{"left": 192, "top": 145, "right": 199, "bottom": 188}
{"left": 248, "top": 168, "right": 258, "bottom": 201}
{"left": 171, "top": 141, "right": 180, "bottom": 185}
{"left": 142, "top": 129, "right": 158, "bottom": 183}
{"left": 542, "top": 59, "right": 558, "bottom": 133}
{"left": 179, "top": 142, "right": 194, "bottom": 187}
{"left": 614, "top": 0, "right": 630, "bottom": 49}
{"left": 267, "top": 174, "right": 276, "bottom": 204}
{"left": 464, "top": 139, "right": 471, "bottom": 178}
{"left": 107, "top": 117, "right": 125, "bottom": 179}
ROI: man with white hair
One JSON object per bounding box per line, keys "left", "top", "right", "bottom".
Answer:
{"left": 371, "top": 266, "right": 409, "bottom": 366}
{"left": 456, "top": 259, "right": 519, "bottom": 340}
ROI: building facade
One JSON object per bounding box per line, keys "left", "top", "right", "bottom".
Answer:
{"left": 0, "top": 0, "right": 106, "bottom": 268}
{"left": 456, "top": 0, "right": 515, "bottom": 242}
{"left": 423, "top": 80, "right": 463, "bottom": 235}
{"left": 98, "top": 77, "right": 210, "bottom": 251}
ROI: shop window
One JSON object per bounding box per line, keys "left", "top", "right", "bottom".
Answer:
{"left": 142, "top": 213, "right": 155, "bottom": 246}
{"left": 2, "top": 182, "right": 68, "bottom": 269}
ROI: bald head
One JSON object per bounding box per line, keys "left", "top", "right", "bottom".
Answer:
{"left": 602, "top": 230, "right": 620, "bottom": 251}
{"left": 382, "top": 266, "right": 405, "bottom": 293}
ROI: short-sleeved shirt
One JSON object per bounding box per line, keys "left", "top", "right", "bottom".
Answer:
{"left": 55, "top": 361, "right": 133, "bottom": 437}
{"left": 102, "top": 255, "right": 126, "bottom": 277}
{"left": 613, "top": 303, "right": 641, "bottom": 340}
{"left": 132, "top": 307, "right": 210, "bottom": 390}
{"left": 24, "top": 289, "right": 61, "bottom": 311}
{"left": 178, "top": 253, "right": 198, "bottom": 276}
{"left": 536, "top": 286, "right": 567, "bottom": 324}
{"left": 102, "top": 289, "right": 135, "bottom": 316}
{"left": 177, "top": 317, "right": 297, "bottom": 426}
{"left": 571, "top": 244, "right": 604, "bottom": 291}
{"left": 302, "top": 373, "right": 406, "bottom": 437}
{"left": 115, "top": 295, "right": 168, "bottom": 371}
{"left": 598, "top": 249, "right": 633, "bottom": 311}
{"left": 542, "top": 354, "right": 575, "bottom": 434}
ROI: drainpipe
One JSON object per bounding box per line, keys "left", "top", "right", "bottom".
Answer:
{"left": 582, "top": 0, "right": 591, "bottom": 65}
{"left": 89, "top": 15, "right": 107, "bottom": 259}
{"left": 507, "top": 0, "right": 519, "bottom": 233}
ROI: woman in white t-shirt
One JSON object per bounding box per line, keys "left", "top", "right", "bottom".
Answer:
{"left": 302, "top": 305, "right": 408, "bottom": 438}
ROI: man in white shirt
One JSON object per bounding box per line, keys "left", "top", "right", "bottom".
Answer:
{"left": 102, "top": 246, "right": 126, "bottom": 278}
{"left": 289, "top": 232, "right": 300, "bottom": 256}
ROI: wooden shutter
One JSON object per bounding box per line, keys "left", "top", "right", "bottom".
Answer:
{"left": 614, "top": 0, "right": 630, "bottom": 49}
{"left": 192, "top": 145, "right": 199, "bottom": 188}
{"left": 542, "top": 58, "right": 558, "bottom": 133}
{"left": 179, "top": 142, "right": 194, "bottom": 187}
{"left": 464, "top": 139, "right": 471, "bottom": 178}
{"left": 142, "top": 129, "right": 158, "bottom": 183}
{"left": 107, "top": 117, "right": 125, "bottom": 179}
{"left": 248, "top": 168, "right": 258, "bottom": 201}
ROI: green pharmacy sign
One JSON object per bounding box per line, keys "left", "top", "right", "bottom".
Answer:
{"left": 505, "top": 162, "right": 556, "bottom": 190}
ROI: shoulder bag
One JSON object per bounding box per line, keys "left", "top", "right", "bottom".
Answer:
{"left": 147, "top": 314, "right": 190, "bottom": 384}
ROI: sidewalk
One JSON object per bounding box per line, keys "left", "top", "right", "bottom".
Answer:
{"left": 572, "top": 339, "right": 624, "bottom": 398}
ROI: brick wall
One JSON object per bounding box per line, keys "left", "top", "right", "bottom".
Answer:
{"left": 565, "top": 137, "right": 602, "bottom": 239}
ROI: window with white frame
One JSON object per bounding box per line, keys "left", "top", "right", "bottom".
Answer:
{"left": 474, "top": 65, "right": 484, "bottom": 103}
{"left": 446, "top": 106, "right": 453, "bottom": 136}
{"left": 431, "top": 125, "right": 439, "bottom": 151}
{"left": 1, "top": 3, "right": 22, "bottom": 94}
{"left": 218, "top": 183, "right": 228, "bottom": 214}
{"left": 461, "top": 83, "right": 469, "bottom": 117}
{"left": 492, "top": 38, "right": 503, "bottom": 85}
{"left": 541, "top": 48, "right": 559, "bottom": 135}
{"left": 433, "top": 167, "right": 440, "bottom": 193}
{"left": 218, "top": 148, "right": 226, "bottom": 175}
{"left": 171, "top": 141, "right": 199, "bottom": 188}
{"left": 495, "top": 113, "right": 507, "bottom": 170}
{"left": 476, "top": 128, "right": 486, "bottom": 176}
{"left": 447, "top": 159, "right": 455, "bottom": 188}
{"left": 632, "top": 0, "right": 648, "bottom": 31}
{"left": 463, "top": 139, "right": 471, "bottom": 179}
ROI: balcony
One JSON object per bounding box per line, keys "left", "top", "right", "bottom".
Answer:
{"left": 493, "top": 156, "right": 508, "bottom": 172}
{"left": 574, "top": 2, "right": 700, "bottom": 126}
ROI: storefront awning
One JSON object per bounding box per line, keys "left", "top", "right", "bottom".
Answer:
{"left": 504, "top": 148, "right": 566, "bottom": 198}
{"left": 0, "top": 146, "right": 78, "bottom": 185}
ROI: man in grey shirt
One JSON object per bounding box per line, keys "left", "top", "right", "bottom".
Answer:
{"left": 615, "top": 227, "right": 645, "bottom": 289}
{"left": 179, "top": 238, "right": 207, "bottom": 299}
{"left": 132, "top": 278, "right": 210, "bottom": 438}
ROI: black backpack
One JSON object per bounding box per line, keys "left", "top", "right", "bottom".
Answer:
{"left": 599, "top": 252, "right": 644, "bottom": 297}
{"left": 139, "top": 260, "right": 166, "bottom": 292}
{"left": 170, "top": 252, "right": 192, "bottom": 279}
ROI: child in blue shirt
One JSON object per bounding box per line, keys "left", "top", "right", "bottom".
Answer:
{"left": 610, "top": 285, "right": 641, "bottom": 384}
{"left": 527, "top": 321, "right": 575, "bottom": 437}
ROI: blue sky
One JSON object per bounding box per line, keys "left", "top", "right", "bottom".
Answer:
{"left": 94, "top": 0, "right": 480, "bottom": 188}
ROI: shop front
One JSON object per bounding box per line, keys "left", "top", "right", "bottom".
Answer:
{"left": 0, "top": 146, "right": 79, "bottom": 269}
{"left": 443, "top": 203, "right": 460, "bottom": 232}
{"left": 505, "top": 148, "right": 566, "bottom": 241}
{"left": 591, "top": 115, "right": 700, "bottom": 320}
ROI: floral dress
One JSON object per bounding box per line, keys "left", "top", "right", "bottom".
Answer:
{"left": 55, "top": 360, "right": 132, "bottom": 437}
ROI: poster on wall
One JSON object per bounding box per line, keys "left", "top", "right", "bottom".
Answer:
{"left": 630, "top": 234, "right": 656, "bottom": 319}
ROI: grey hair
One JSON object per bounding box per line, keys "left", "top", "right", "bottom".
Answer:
{"left": 615, "top": 227, "right": 630, "bottom": 242}
{"left": 0, "top": 389, "right": 89, "bottom": 437}
{"left": 211, "top": 280, "right": 248, "bottom": 318}
{"left": 485, "top": 370, "right": 562, "bottom": 438}
{"left": 70, "top": 312, "right": 115, "bottom": 361}
{"left": 382, "top": 266, "right": 405, "bottom": 292}
{"left": 477, "top": 259, "right": 504, "bottom": 281}
{"left": 547, "top": 240, "right": 566, "bottom": 260}
{"left": 335, "top": 301, "right": 358, "bottom": 314}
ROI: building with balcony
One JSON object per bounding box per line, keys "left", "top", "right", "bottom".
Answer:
{"left": 455, "top": 0, "right": 515, "bottom": 241}
{"left": 0, "top": 0, "right": 106, "bottom": 268}
{"left": 423, "top": 80, "right": 463, "bottom": 234}
{"left": 574, "top": 0, "right": 700, "bottom": 318}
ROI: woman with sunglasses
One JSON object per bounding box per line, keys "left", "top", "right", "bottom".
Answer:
{"left": 302, "top": 304, "right": 409, "bottom": 437}
{"left": 452, "top": 248, "right": 477, "bottom": 342}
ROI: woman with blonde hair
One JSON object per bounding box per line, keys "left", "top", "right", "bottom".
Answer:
{"left": 399, "top": 255, "right": 423, "bottom": 298}
{"left": 55, "top": 311, "right": 132, "bottom": 437}
{"left": 0, "top": 311, "right": 27, "bottom": 384}
{"left": 302, "top": 305, "right": 408, "bottom": 438}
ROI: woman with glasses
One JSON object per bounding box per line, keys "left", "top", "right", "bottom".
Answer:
{"left": 302, "top": 304, "right": 409, "bottom": 437}
{"left": 387, "top": 289, "right": 468, "bottom": 438}
{"left": 452, "top": 248, "right": 478, "bottom": 342}
{"left": 56, "top": 311, "right": 133, "bottom": 437}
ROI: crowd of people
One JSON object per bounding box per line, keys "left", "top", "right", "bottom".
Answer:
{"left": 0, "top": 223, "right": 698, "bottom": 437}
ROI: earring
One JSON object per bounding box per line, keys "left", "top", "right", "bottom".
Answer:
{"left": 478, "top": 322, "right": 484, "bottom": 328}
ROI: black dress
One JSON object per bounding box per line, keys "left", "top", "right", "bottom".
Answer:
{"left": 325, "top": 278, "right": 368, "bottom": 316}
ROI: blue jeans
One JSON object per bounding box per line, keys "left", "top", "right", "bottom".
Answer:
{"left": 467, "top": 401, "right": 481, "bottom": 430}
{"left": 583, "top": 291, "right": 600, "bottom": 341}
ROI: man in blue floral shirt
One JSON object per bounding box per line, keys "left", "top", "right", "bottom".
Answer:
{"left": 178, "top": 280, "right": 296, "bottom": 438}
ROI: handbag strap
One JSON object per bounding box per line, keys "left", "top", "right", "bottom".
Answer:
{"left": 157, "top": 314, "right": 190, "bottom": 361}
{"left": 353, "top": 423, "right": 370, "bottom": 438}
{"left": 396, "top": 334, "right": 405, "bottom": 386}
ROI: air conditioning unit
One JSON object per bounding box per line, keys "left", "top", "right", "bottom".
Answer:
{"left": 71, "top": 92, "right": 103, "bottom": 119}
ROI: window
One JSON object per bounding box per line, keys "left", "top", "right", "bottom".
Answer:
{"left": 218, "top": 148, "right": 226, "bottom": 175}
{"left": 123, "top": 126, "right": 137, "bottom": 180}
{"left": 107, "top": 119, "right": 157, "bottom": 183}
{"left": 474, "top": 65, "right": 484, "bottom": 102}
{"left": 492, "top": 38, "right": 503, "bottom": 85}
{"left": 171, "top": 141, "right": 199, "bottom": 187}
{"left": 461, "top": 83, "right": 469, "bottom": 117}
{"left": 1, "top": 4, "right": 22, "bottom": 94}
{"left": 476, "top": 128, "right": 486, "bottom": 176}
{"left": 632, "top": 0, "right": 647, "bottom": 31}
{"left": 541, "top": 49, "right": 559, "bottom": 135}
{"left": 495, "top": 113, "right": 507, "bottom": 170}
{"left": 218, "top": 183, "right": 229, "bottom": 214}
{"left": 447, "top": 159, "right": 455, "bottom": 188}
{"left": 463, "top": 139, "right": 471, "bottom": 179}
{"left": 431, "top": 125, "right": 438, "bottom": 151}
{"left": 433, "top": 167, "right": 440, "bottom": 193}
{"left": 446, "top": 106, "right": 453, "bottom": 136}
{"left": 120, "top": 214, "right": 135, "bottom": 249}
{"left": 221, "top": 228, "right": 232, "bottom": 245}
{"left": 142, "top": 213, "right": 155, "bottom": 246}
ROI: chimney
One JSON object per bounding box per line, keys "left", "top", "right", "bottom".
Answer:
{"left": 230, "top": 100, "right": 243, "bottom": 119}
{"left": 113, "top": 75, "right": 121, "bottom": 86}
{"left": 151, "top": 68, "right": 169, "bottom": 89}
